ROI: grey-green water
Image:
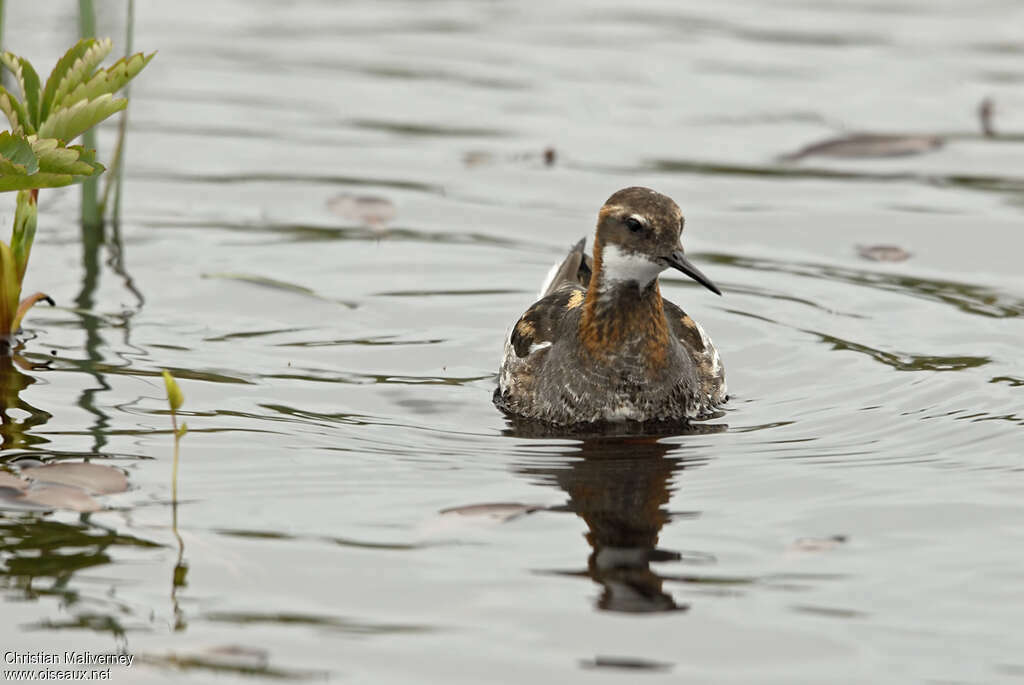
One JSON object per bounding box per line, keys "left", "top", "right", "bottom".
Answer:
{"left": 2, "top": 1, "right": 1023, "bottom": 682}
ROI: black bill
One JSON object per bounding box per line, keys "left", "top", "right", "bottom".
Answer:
{"left": 664, "top": 250, "right": 722, "bottom": 296}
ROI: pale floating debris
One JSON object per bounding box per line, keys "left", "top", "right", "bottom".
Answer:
{"left": 12, "top": 483, "right": 102, "bottom": 512}
{"left": 0, "top": 471, "right": 29, "bottom": 491}
{"left": 202, "top": 272, "right": 317, "bottom": 295}
{"left": 140, "top": 645, "right": 322, "bottom": 678}
{"left": 463, "top": 146, "right": 558, "bottom": 168}
{"left": 857, "top": 244, "right": 911, "bottom": 262}
{"left": 462, "top": 150, "right": 494, "bottom": 167}
{"left": 781, "top": 133, "right": 943, "bottom": 161}
{"left": 167, "top": 645, "right": 269, "bottom": 671}
{"left": 0, "top": 490, "right": 49, "bottom": 511}
{"left": 327, "top": 193, "right": 396, "bottom": 228}
{"left": 789, "top": 535, "right": 848, "bottom": 553}
{"left": 23, "top": 462, "right": 129, "bottom": 495}
{"left": 980, "top": 97, "right": 995, "bottom": 138}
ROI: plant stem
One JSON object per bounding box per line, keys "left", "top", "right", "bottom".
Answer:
{"left": 170, "top": 407, "right": 185, "bottom": 630}
{"left": 101, "top": 0, "right": 134, "bottom": 222}
{"left": 78, "top": 0, "right": 101, "bottom": 231}
{"left": 171, "top": 411, "right": 179, "bottom": 504}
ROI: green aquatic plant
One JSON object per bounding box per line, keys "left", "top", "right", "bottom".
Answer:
{"left": 162, "top": 369, "right": 188, "bottom": 630}
{"left": 0, "top": 37, "right": 153, "bottom": 347}
{"left": 163, "top": 369, "right": 188, "bottom": 482}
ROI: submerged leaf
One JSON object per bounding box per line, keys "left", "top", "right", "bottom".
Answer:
{"left": 37, "top": 93, "right": 127, "bottom": 143}
{"left": 22, "top": 462, "right": 129, "bottom": 495}
{"left": 163, "top": 370, "right": 184, "bottom": 412}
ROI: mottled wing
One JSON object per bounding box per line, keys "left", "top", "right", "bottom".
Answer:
{"left": 663, "top": 300, "right": 727, "bottom": 404}
{"left": 539, "top": 238, "right": 592, "bottom": 297}
{"left": 509, "top": 286, "right": 585, "bottom": 358}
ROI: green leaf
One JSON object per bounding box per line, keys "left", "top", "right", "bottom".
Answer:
{"left": 32, "top": 137, "right": 104, "bottom": 176}
{"left": 0, "top": 132, "right": 39, "bottom": 175}
{"left": 49, "top": 38, "right": 112, "bottom": 114}
{"left": 163, "top": 370, "right": 185, "bottom": 412}
{"left": 60, "top": 51, "right": 155, "bottom": 110}
{"left": 11, "top": 291, "right": 52, "bottom": 335}
{"left": 37, "top": 93, "right": 127, "bottom": 142}
{"left": 40, "top": 38, "right": 97, "bottom": 122}
{"left": 0, "top": 53, "right": 42, "bottom": 129}
{"left": 0, "top": 87, "right": 32, "bottom": 134}
{"left": 0, "top": 242, "right": 20, "bottom": 335}
{"left": 10, "top": 189, "right": 37, "bottom": 282}
{"left": 0, "top": 140, "right": 104, "bottom": 191}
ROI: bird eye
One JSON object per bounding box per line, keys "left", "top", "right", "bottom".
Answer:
{"left": 624, "top": 216, "right": 644, "bottom": 233}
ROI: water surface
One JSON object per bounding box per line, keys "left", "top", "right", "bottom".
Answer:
{"left": 2, "top": 1, "right": 1023, "bottom": 682}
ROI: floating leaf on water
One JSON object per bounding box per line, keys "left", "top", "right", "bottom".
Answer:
{"left": 14, "top": 483, "right": 101, "bottom": 512}
{"left": 0, "top": 470, "right": 29, "bottom": 491}
{"left": 438, "top": 502, "right": 543, "bottom": 523}
{"left": 327, "top": 193, "right": 395, "bottom": 228}
{"left": 0, "top": 489, "right": 48, "bottom": 511}
{"left": 788, "top": 535, "right": 848, "bottom": 553}
{"left": 464, "top": 146, "right": 558, "bottom": 168}
{"left": 202, "top": 273, "right": 316, "bottom": 296}
{"left": 139, "top": 644, "right": 323, "bottom": 678}
{"left": 462, "top": 150, "right": 494, "bottom": 167}
{"left": 857, "top": 244, "right": 911, "bottom": 262}
{"left": 22, "top": 462, "right": 129, "bottom": 494}
{"left": 780, "top": 134, "right": 943, "bottom": 161}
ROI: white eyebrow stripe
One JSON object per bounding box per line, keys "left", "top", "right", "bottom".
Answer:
{"left": 628, "top": 213, "right": 649, "bottom": 226}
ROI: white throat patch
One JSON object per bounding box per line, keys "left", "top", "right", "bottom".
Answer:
{"left": 600, "top": 244, "right": 664, "bottom": 288}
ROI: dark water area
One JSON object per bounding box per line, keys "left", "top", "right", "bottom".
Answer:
{"left": 1, "top": 1, "right": 1023, "bottom": 682}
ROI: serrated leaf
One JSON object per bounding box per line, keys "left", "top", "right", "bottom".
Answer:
{"left": 0, "top": 139, "right": 104, "bottom": 190}
{"left": 0, "top": 172, "right": 103, "bottom": 191}
{"left": 0, "top": 88, "right": 32, "bottom": 134}
{"left": 40, "top": 38, "right": 97, "bottom": 122}
{"left": 49, "top": 38, "right": 112, "bottom": 113}
{"left": 61, "top": 51, "right": 155, "bottom": 110}
{"left": 32, "top": 139, "right": 103, "bottom": 176}
{"left": 0, "top": 53, "right": 42, "bottom": 129}
{"left": 0, "top": 132, "right": 38, "bottom": 175}
{"left": 37, "top": 94, "right": 126, "bottom": 142}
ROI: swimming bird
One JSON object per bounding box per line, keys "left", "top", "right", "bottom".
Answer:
{"left": 493, "top": 187, "right": 726, "bottom": 426}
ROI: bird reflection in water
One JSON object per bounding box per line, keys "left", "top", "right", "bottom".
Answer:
{"left": 508, "top": 419, "right": 725, "bottom": 613}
